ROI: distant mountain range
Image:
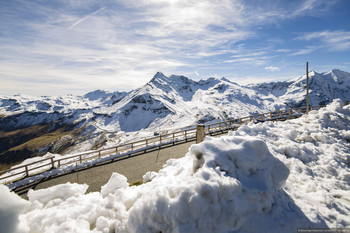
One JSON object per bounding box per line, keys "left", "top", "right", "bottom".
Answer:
{"left": 1, "top": 69, "right": 350, "bottom": 166}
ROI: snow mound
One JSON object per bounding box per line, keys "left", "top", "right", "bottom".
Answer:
{"left": 27, "top": 182, "right": 88, "bottom": 205}
{"left": 231, "top": 99, "right": 350, "bottom": 227}
{"left": 101, "top": 172, "right": 129, "bottom": 197}
{"left": 128, "top": 136, "right": 291, "bottom": 233}
{"left": 1, "top": 99, "right": 350, "bottom": 232}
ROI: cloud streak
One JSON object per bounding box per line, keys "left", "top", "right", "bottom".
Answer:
{"left": 295, "top": 30, "right": 350, "bottom": 51}
{"left": 265, "top": 66, "right": 280, "bottom": 72}
{"left": 68, "top": 7, "right": 106, "bottom": 30}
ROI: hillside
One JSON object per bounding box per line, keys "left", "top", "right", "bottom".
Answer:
{"left": 1, "top": 100, "right": 349, "bottom": 232}
{"left": 1, "top": 69, "right": 350, "bottom": 166}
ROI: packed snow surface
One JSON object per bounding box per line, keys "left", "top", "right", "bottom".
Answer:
{"left": 1, "top": 100, "right": 350, "bottom": 232}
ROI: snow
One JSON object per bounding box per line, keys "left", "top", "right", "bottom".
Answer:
{"left": 230, "top": 99, "right": 350, "bottom": 227}
{"left": 0, "top": 185, "right": 29, "bottom": 233}
{"left": 28, "top": 182, "right": 88, "bottom": 205}
{"left": 125, "top": 136, "right": 294, "bottom": 233}
{"left": 101, "top": 173, "right": 129, "bottom": 197}
{"left": 0, "top": 100, "right": 349, "bottom": 232}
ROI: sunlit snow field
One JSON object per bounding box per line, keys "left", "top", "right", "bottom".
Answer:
{"left": 1, "top": 100, "right": 349, "bottom": 233}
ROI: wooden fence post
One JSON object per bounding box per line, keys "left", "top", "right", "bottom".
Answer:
{"left": 51, "top": 157, "right": 55, "bottom": 169}
{"left": 25, "top": 165, "right": 29, "bottom": 177}
{"left": 196, "top": 124, "right": 205, "bottom": 144}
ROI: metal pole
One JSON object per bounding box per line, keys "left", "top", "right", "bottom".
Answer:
{"left": 306, "top": 62, "right": 310, "bottom": 114}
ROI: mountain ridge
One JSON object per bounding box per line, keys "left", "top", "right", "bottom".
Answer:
{"left": 1, "top": 69, "right": 350, "bottom": 166}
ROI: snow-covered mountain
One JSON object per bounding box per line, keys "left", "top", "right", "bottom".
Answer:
{"left": 1, "top": 69, "right": 350, "bottom": 166}
{"left": 249, "top": 69, "right": 350, "bottom": 107}
{"left": 90, "top": 72, "right": 279, "bottom": 134}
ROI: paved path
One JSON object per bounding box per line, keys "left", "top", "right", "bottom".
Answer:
{"left": 15, "top": 140, "right": 196, "bottom": 198}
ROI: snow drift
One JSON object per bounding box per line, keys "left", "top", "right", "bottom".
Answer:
{"left": 1, "top": 100, "right": 350, "bottom": 232}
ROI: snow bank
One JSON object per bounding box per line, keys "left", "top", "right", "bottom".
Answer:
{"left": 126, "top": 136, "right": 301, "bottom": 233}
{"left": 0, "top": 185, "right": 29, "bottom": 233}
{"left": 1, "top": 100, "right": 349, "bottom": 232}
{"left": 230, "top": 99, "right": 350, "bottom": 227}
{"left": 27, "top": 182, "right": 88, "bottom": 205}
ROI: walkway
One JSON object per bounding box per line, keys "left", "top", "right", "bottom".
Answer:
{"left": 15, "top": 140, "right": 197, "bottom": 198}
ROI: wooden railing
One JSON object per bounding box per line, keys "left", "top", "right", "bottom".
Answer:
{"left": 0, "top": 105, "right": 324, "bottom": 184}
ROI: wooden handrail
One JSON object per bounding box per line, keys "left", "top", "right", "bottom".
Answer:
{"left": 0, "top": 105, "right": 326, "bottom": 184}
{"left": 0, "top": 157, "right": 54, "bottom": 174}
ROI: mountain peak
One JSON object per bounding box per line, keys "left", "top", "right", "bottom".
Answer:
{"left": 331, "top": 69, "right": 344, "bottom": 73}
{"left": 153, "top": 72, "right": 167, "bottom": 80}
{"left": 329, "top": 69, "right": 350, "bottom": 77}
{"left": 148, "top": 72, "right": 169, "bottom": 85}
{"left": 84, "top": 90, "right": 108, "bottom": 101}
{"left": 309, "top": 70, "right": 316, "bottom": 77}
{"left": 220, "top": 77, "right": 235, "bottom": 84}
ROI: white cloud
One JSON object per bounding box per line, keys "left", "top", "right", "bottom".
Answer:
{"left": 276, "top": 49, "right": 291, "bottom": 53}
{"left": 0, "top": 0, "right": 258, "bottom": 95}
{"left": 0, "top": 0, "right": 347, "bottom": 95}
{"left": 292, "top": 0, "right": 338, "bottom": 17}
{"left": 292, "top": 0, "right": 319, "bottom": 16}
{"left": 264, "top": 66, "right": 280, "bottom": 72}
{"left": 223, "top": 51, "right": 270, "bottom": 66}
{"left": 295, "top": 30, "right": 350, "bottom": 51}
{"left": 224, "top": 57, "right": 267, "bottom": 66}
{"left": 290, "top": 46, "right": 319, "bottom": 56}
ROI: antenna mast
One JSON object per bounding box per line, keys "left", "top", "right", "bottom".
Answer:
{"left": 306, "top": 62, "right": 309, "bottom": 114}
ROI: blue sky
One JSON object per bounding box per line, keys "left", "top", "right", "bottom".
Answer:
{"left": 1, "top": 0, "right": 350, "bottom": 96}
